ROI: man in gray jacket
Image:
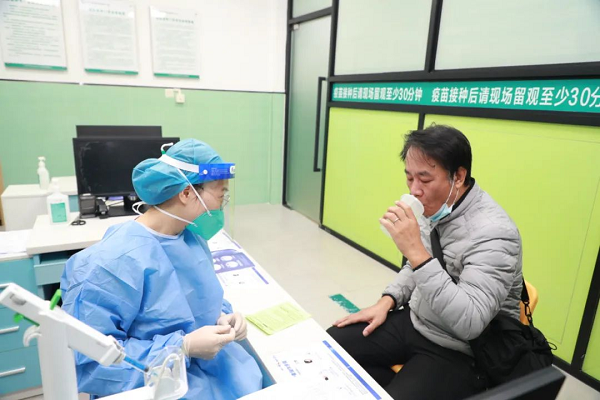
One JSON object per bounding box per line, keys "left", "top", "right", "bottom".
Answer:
{"left": 327, "top": 125, "right": 523, "bottom": 400}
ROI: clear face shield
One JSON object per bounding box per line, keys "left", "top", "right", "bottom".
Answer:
{"left": 224, "top": 180, "right": 235, "bottom": 238}
{"left": 156, "top": 154, "right": 237, "bottom": 240}
{"left": 197, "top": 174, "right": 236, "bottom": 239}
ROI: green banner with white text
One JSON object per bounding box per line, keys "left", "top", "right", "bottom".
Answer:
{"left": 332, "top": 79, "right": 600, "bottom": 113}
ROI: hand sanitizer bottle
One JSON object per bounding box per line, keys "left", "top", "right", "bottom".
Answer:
{"left": 37, "top": 156, "right": 50, "bottom": 190}
{"left": 47, "top": 178, "right": 70, "bottom": 224}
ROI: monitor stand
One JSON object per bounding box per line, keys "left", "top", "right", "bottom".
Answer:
{"left": 107, "top": 205, "right": 137, "bottom": 218}
{"left": 106, "top": 200, "right": 150, "bottom": 218}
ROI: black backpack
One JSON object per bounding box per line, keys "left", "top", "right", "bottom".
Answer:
{"left": 430, "top": 228, "right": 555, "bottom": 387}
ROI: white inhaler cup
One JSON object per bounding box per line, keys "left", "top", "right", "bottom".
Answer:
{"left": 400, "top": 194, "right": 424, "bottom": 219}
{"left": 380, "top": 194, "right": 424, "bottom": 237}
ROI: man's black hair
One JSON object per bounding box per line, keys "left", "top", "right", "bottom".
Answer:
{"left": 400, "top": 124, "right": 472, "bottom": 182}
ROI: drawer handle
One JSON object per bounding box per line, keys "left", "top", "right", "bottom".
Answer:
{"left": 0, "top": 326, "right": 19, "bottom": 335}
{"left": 0, "top": 367, "right": 26, "bottom": 378}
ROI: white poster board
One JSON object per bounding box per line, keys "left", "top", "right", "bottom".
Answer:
{"left": 78, "top": 0, "right": 138, "bottom": 74}
{"left": 149, "top": 6, "right": 199, "bottom": 79}
{"left": 0, "top": 0, "right": 67, "bottom": 70}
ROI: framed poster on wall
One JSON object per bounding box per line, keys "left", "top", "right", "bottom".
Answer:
{"left": 149, "top": 6, "right": 199, "bottom": 79}
{"left": 0, "top": 0, "right": 67, "bottom": 70}
{"left": 79, "top": 0, "right": 138, "bottom": 75}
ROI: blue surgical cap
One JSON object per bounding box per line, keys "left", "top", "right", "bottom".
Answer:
{"left": 132, "top": 139, "right": 224, "bottom": 205}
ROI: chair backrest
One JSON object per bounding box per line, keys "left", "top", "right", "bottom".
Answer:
{"left": 519, "top": 280, "right": 538, "bottom": 325}
{"left": 465, "top": 367, "right": 564, "bottom": 400}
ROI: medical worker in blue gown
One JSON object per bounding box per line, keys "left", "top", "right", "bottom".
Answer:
{"left": 60, "top": 139, "right": 262, "bottom": 399}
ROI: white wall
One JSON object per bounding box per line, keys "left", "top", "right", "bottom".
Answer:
{"left": 335, "top": 0, "right": 432, "bottom": 75}
{"left": 0, "top": 0, "right": 286, "bottom": 92}
{"left": 435, "top": 0, "right": 600, "bottom": 69}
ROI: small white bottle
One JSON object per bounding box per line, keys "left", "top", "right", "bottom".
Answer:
{"left": 47, "top": 178, "right": 70, "bottom": 224}
{"left": 37, "top": 156, "right": 50, "bottom": 190}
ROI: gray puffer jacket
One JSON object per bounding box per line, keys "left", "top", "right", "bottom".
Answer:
{"left": 383, "top": 181, "right": 522, "bottom": 356}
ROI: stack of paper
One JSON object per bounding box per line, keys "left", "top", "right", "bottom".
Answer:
{"left": 208, "top": 230, "right": 240, "bottom": 252}
{"left": 247, "top": 302, "right": 311, "bottom": 335}
{"left": 0, "top": 230, "right": 31, "bottom": 254}
{"left": 243, "top": 340, "right": 382, "bottom": 399}
{"left": 239, "top": 377, "right": 345, "bottom": 400}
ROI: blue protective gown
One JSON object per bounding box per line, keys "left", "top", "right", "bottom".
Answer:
{"left": 60, "top": 220, "right": 262, "bottom": 399}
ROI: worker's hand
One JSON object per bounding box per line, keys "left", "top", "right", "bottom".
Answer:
{"left": 217, "top": 312, "right": 247, "bottom": 341}
{"left": 381, "top": 201, "right": 430, "bottom": 267}
{"left": 332, "top": 296, "right": 394, "bottom": 337}
{"left": 182, "top": 325, "right": 235, "bottom": 360}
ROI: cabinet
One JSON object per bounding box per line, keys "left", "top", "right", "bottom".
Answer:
{"left": 0, "top": 257, "right": 42, "bottom": 396}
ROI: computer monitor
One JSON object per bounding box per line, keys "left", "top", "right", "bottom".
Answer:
{"left": 465, "top": 367, "right": 565, "bottom": 400}
{"left": 73, "top": 137, "right": 179, "bottom": 216}
{"left": 76, "top": 125, "right": 162, "bottom": 138}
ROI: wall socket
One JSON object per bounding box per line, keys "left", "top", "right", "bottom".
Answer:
{"left": 165, "top": 88, "right": 185, "bottom": 104}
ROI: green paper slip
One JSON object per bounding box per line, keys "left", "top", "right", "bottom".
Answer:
{"left": 329, "top": 294, "right": 360, "bottom": 314}
{"left": 246, "top": 302, "right": 311, "bottom": 335}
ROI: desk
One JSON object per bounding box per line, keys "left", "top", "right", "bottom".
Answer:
{"left": 25, "top": 213, "right": 135, "bottom": 299}
{"left": 1, "top": 177, "right": 79, "bottom": 231}
{"left": 1, "top": 215, "right": 392, "bottom": 399}
{"left": 0, "top": 252, "right": 29, "bottom": 263}
{"left": 26, "top": 213, "right": 134, "bottom": 255}
{"left": 209, "top": 234, "right": 392, "bottom": 399}
{"left": 0, "top": 214, "right": 136, "bottom": 398}
{"left": 0, "top": 252, "right": 40, "bottom": 398}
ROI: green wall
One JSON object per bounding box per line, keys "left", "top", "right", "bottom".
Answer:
{"left": 323, "top": 108, "right": 600, "bottom": 364}
{"left": 424, "top": 115, "right": 600, "bottom": 364}
{"left": 583, "top": 305, "right": 600, "bottom": 380}
{"left": 323, "top": 108, "right": 417, "bottom": 265}
{"left": 0, "top": 81, "right": 284, "bottom": 205}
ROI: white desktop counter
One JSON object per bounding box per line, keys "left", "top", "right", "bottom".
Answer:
{"left": 0, "top": 213, "right": 392, "bottom": 399}
{"left": 1, "top": 176, "right": 79, "bottom": 231}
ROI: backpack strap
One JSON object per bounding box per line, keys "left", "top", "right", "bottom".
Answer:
{"left": 521, "top": 278, "right": 533, "bottom": 325}
{"left": 430, "top": 228, "right": 456, "bottom": 284}
{"left": 431, "top": 228, "right": 532, "bottom": 325}
{"left": 430, "top": 228, "right": 533, "bottom": 328}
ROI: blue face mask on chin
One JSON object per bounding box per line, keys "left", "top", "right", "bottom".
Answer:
{"left": 429, "top": 176, "right": 459, "bottom": 223}
{"left": 429, "top": 203, "right": 452, "bottom": 223}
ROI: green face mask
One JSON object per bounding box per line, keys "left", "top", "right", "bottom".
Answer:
{"left": 182, "top": 181, "right": 225, "bottom": 240}
{"left": 186, "top": 208, "right": 224, "bottom": 240}
{"left": 151, "top": 161, "right": 232, "bottom": 241}
{"left": 153, "top": 184, "right": 225, "bottom": 240}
